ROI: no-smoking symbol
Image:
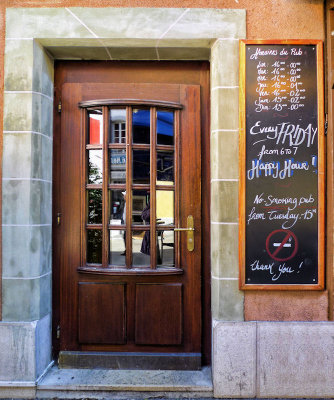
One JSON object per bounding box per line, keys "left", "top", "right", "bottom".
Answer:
{"left": 265, "top": 229, "right": 298, "bottom": 261}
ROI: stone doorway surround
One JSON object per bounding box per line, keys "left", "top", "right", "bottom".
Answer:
{"left": 0, "top": 7, "right": 245, "bottom": 398}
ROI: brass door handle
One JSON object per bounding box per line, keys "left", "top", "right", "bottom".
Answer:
{"left": 175, "top": 215, "right": 194, "bottom": 251}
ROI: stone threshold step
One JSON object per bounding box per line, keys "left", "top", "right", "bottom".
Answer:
{"left": 36, "top": 365, "right": 213, "bottom": 399}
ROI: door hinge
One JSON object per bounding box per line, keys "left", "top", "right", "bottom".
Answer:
{"left": 57, "top": 212, "right": 61, "bottom": 226}
{"left": 56, "top": 325, "right": 60, "bottom": 339}
{"left": 57, "top": 100, "right": 62, "bottom": 113}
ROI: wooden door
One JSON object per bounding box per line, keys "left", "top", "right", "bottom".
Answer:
{"left": 54, "top": 79, "right": 203, "bottom": 369}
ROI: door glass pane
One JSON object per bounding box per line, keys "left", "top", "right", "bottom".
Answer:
{"left": 157, "top": 151, "right": 174, "bottom": 184}
{"left": 133, "top": 190, "right": 150, "bottom": 225}
{"left": 109, "top": 109, "right": 126, "bottom": 144}
{"left": 132, "top": 230, "right": 150, "bottom": 266}
{"left": 109, "top": 190, "right": 125, "bottom": 225}
{"left": 132, "top": 109, "right": 150, "bottom": 144}
{"left": 88, "top": 190, "right": 102, "bottom": 224}
{"left": 88, "top": 150, "right": 102, "bottom": 184}
{"left": 157, "top": 110, "right": 174, "bottom": 146}
{"left": 88, "top": 109, "right": 103, "bottom": 145}
{"left": 157, "top": 190, "right": 174, "bottom": 225}
{"left": 133, "top": 150, "right": 150, "bottom": 184}
{"left": 157, "top": 230, "right": 174, "bottom": 266}
{"left": 87, "top": 230, "right": 102, "bottom": 264}
{"left": 110, "top": 149, "right": 126, "bottom": 184}
{"left": 109, "top": 230, "right": 126, "bottom": 266}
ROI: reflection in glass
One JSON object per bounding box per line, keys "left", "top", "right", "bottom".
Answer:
{"left": 109, "top": 109, "right": 126, "bottom": 144}
{"left": 109, "top": 190, "right": 126, "bottom": 225}
{"left": 157, "top": 190, "right": 174, "bottom": 225}
{"left": 110, "top": 149, "right": 126, "bottom": 184}
{"left": 157, "top": 151, "right": 174, "bottom": 183}
{"left": 87, "top": 230, "right": 102, "bottom": 264}
{"left": 88, "top": 150, "right": 102, "bottom": 184}
{"left": 157, "top": 230, "right": 174, "bottom": 266}
{"left": 133, "top": 150, "right": 150, "bottom": 184}
{"left": 88, "top": 109, "right": 103, "bottom": 145}
{"left": 132, "top": 109, "right": 150, "bottom": 144}
{"left": 88, "top": 190, "right": 102, "bottom": 224}
{"left": 157, "top": 110, "right": 174, "bottom": 146}
{"left": 109, "top": 230, "right": 126, "bottom": 266}
{"left": 132, "top": 230, "right": 150, "bottom": 267}
{"left": 132, "top": 190, "right": 150, "bottom": 225}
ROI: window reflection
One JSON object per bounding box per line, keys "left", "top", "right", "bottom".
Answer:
{"left": 109, "top": 190, "right": 126, "bottom": 225}
{"left": 87, "top": 230, "right": 102, "bottom": 264}
{"left": 132, "top": 109, "right": 150, "bottom": 144}
{"left": 110, "top": 149, "right": 126, "bottom": 184}
{"left": 157, "top": 151, "right": 174, "bottom": 183}
{"left": 109, "top": 230, "right": 126, "bottom": 266}
{"left": 110, "top": 109, "right": 126, "bottom": 144}
{"left": 133, "top": 190, "right": 150, "bottom": 225}
{"left": 133, "top": 150, "right": 150, "bottom": 184}
{"left": 88, "top": 150, "right": 102, "bottom": 184}
{"left": 88, "top": 190, "right": 102, "bottom": 224}
{"left": 88, "top": 109, "right": 103, "bottom": 145}
{"left": 157, "top": 190, "right": 174, "bottom": 225}
{"left": 157, "top": 110, "right": 174, "bottom": 146}
{"left": 157, "top": 230, "right": 174, "bottom": 266}
{"left": 132, "top": 230, "right": 150, "bottom": 267}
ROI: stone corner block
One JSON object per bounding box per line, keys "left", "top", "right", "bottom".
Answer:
{"left": 0, "top": 322, "right": 36, "bottom": 381}
{"left": 258, "top": 321, "right": 334, "bottom": 398}
{"left": 213, "top": 321, "right": 256, "bottom": 398}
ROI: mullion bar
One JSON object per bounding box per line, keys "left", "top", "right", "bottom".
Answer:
{"left": 125, "top": 106, "right": 133, "bottom": 268}
{"left": 174, "top": 110, "right": 180, "bottom": 269}
{"left": 150, "top": 107, "right": 157, "bottom": 269}
{"left": 102, "top": 106, "right": 109, "bottom": 267}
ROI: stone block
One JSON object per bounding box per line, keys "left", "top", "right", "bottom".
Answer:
{"left": 0, "top": 322, "right": 36, "bottom": 381}
{"left": 48, "top": 45, "right": 114, "bottom": 60}
{"left": 258, "top": 322, "right": 334, "bottom": 397}
{"left": 2, "top": 274, "right": 51, "bottom": 321}
{"left": 164, "top": 9, "right": 246, "bottom": 39}
{"left": 69, "top": 7, "right": 183, "bottom": 39}
{"left": 3, "top": 92, "right": 33, "bottom": 132}
{"left": 2, "top": 179, "right": 51, "bottom": 225}
{"left": 212, "top": 278, "right": 244, "bottom": 321}
{"left": 3, "top": 132, "right": 52, "bottom": 181}
{"left": 211, "top": 223, "right": 239, "bottom": 278}
{"left": 0, "top": 315, "right": 52, "bottom": 385}
{"left": 245, "top": 291, "right": 328, "bottom": 321}
{"left": 4, "top": 39, "right": 34, "bottom": 92}
{"left": 211, "top": 130, "right": 239, "bottom": 180}
{"left": 158, "top": 47, "right": 210, "bottom": 60}
{"left": 2, "top": 225, "right": 51, "bottom": 278}
{"left": 211, "top": 180, "right": 238, "bottom": 223}
{"left": 211, "top": 39, "right": 239, "bottom": 87}
{"left": 6, "top": 8, "right": 94, "bottom": 39}
{"left": 36, "top": 314, "right": 52, "bottom": 378}
{"left": 4, "top": 40, "right": 53, "bottom": 97}
{"left": 211, "top": 87, "right": 239, "bottom": 131}
{"left": 34, "top": 41, "right": 54, "bottom": 98}
{"left": 213, "top": 322, "right": 256, "bottom": 398}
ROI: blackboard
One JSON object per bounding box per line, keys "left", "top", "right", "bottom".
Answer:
{"left": 239, "top": 40, "right": 325, "bottom": 289}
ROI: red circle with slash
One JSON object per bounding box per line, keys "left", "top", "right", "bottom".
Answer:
{"left": 265, "top": 229, "right": 298, "bottom": 261}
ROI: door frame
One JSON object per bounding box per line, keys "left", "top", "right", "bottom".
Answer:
{"left": 52, "top": 61, "right": 211, "bottom": 365}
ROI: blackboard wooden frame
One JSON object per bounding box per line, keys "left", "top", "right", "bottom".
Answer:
{"left": 239, "top": 40, "right": 325, "bottom": 290}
